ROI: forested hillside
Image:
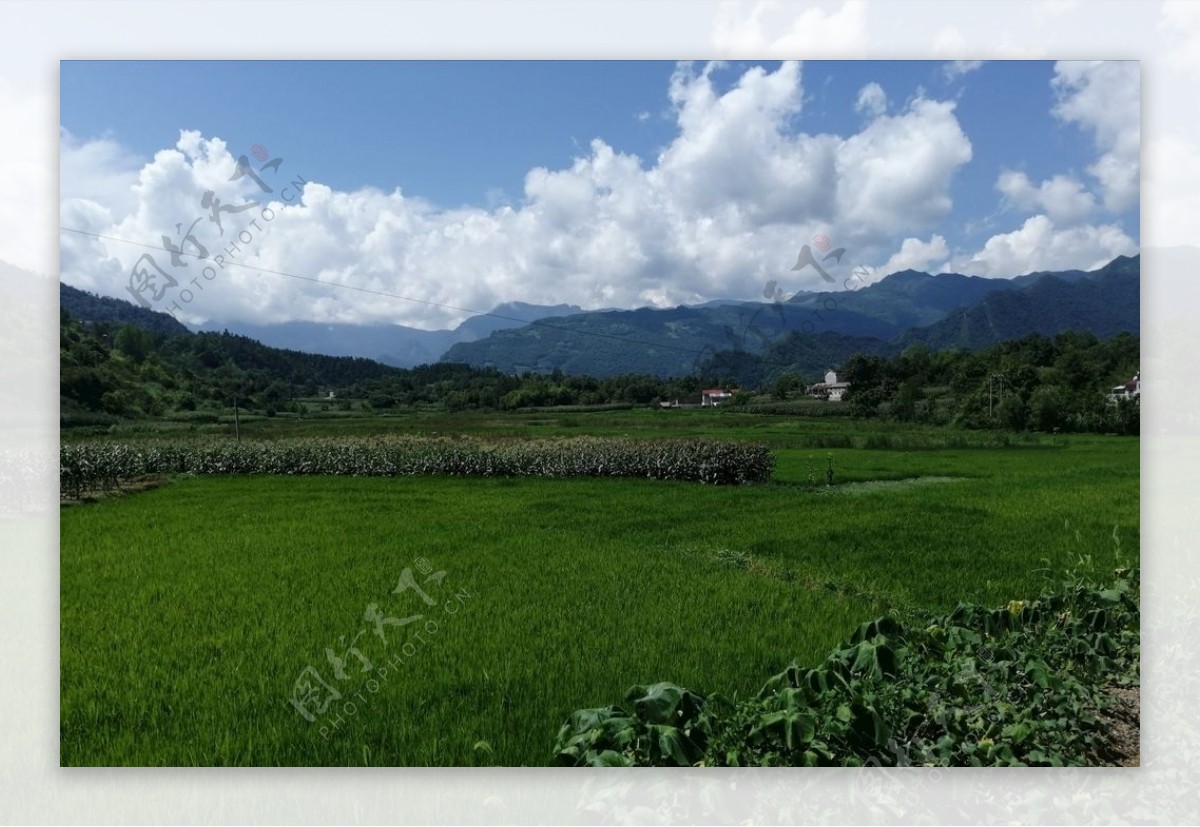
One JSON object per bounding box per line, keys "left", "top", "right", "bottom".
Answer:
{"left": 60, "top": 283, "right": 191, "bottom": 337}
{"left": 443, "top": 256, "right": 1140, "bottom": 376}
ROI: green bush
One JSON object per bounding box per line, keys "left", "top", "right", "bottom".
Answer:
{"left": 554, "top": 566, "right": 1138, "bottom": 767}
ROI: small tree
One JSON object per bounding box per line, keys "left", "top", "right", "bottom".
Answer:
{"left": 114, "top": 325, "right": 152, "bottom": 363}
{"left": 996, "top": 394, "right": 1028, "bottom": 431}
{"left": 772, "top": 373, "right": 799, "bottom": 401}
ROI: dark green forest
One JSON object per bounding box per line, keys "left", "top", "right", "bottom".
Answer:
{"left": 834, "top": 332, "right": 1139, "bottom": 434}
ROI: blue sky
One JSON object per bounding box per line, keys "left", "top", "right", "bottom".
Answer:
{"left": 59, "top": 60, "right": 1140, "bottom": 327}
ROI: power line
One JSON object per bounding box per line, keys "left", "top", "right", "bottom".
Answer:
{"left": 58, "top": 224, "right": 845, "bottom": 380}
{"left": 58, "top": 225, "right": 715, "bottom": 361}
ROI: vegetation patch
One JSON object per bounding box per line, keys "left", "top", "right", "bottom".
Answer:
{"left": 554, "top": 566, "right": 1139, "bottom": 767}
{"left": 659, "top": 544, "right": 903, "bottom": 613}
{"left": 60, "top": 304, "right": 1139, "bottom": 439}
{"left": 60, "top": 427, "right": 1138, "bottom": 766}
{"left": 60, "top": 473, "right": 174, "bottom": 506}
{"left": 830, "top": 476, "right": 968, "bottom": 495}
{"left": 59, "top": 436, "right": 774, "bottom": 498}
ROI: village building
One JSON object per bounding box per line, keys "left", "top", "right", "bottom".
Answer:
{"left": 806, "top": 370, "right": 851, "bottom": 402}
{"left": 701, "top": 388, "right": 733, "bottom": 407}
{"left": 1108, "top": 371, "right": 1140, "bottom": 404}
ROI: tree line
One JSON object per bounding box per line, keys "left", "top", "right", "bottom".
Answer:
{"left": 60, "top": 310, "right": 1139, "bottom": 434}
{"left": 834, "top": 331, "right": 1139, "bottom": 434}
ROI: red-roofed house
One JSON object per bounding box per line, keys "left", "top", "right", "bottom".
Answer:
{"left": 701, "top": 388, "right": 733, "bottom": 407}
{"left": 1108, "top": 371, "right": 1140, "bottom": 403}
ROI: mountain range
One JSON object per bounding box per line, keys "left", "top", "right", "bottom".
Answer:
{"left": 193, "top": 302, "right": 584, "bottom": 367}
{"left": 895, "top": 256, "right": 1139, "bottom": 352}
{"left": 442, "top": 255, "right": 1139, "bottom": 378}
{"left": 59, "top": 281, "right": 192, "bottom": 337}
{"left": 60, "top": 254, "right": 1139, "bottom": 381}
{"left": 59, "top": 285, "right": 581, "bottom": 368}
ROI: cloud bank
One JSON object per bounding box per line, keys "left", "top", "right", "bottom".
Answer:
{"left": 58, "top": 60, "right": 1138, "bottom": 328}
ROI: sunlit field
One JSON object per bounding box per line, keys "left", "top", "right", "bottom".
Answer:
{"left": 60, "top": 411, "right": 1138, "bottom": 765}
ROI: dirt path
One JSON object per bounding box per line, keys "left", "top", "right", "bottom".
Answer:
{"left": 1096, "top": 684, "right": 1140, "bottom": 766}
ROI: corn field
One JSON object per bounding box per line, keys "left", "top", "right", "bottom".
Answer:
{"left": 60, "top": 436, "right": 774, "bottom": 498}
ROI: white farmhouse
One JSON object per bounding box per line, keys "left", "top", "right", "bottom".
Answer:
{"left": 807, "top": 370, "right": 851, "bottom": 402}
{"left": 1108, "top": 371, "right": 1140, "bottom": 404}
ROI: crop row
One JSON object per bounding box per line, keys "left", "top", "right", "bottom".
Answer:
{"left": 60, "top": 436, "right": 775, "bottom": 497}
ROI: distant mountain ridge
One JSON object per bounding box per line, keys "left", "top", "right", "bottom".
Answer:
{"left": 443, "top": 255, "right": 1139, "bottom": 377}
{"left": 439, "top": 269, "right": 1036, "bottom": 377}
{"left": 59, "top": 255, "right": 1139, "bottom": 380}
{"left": 895, "top": 255, "right": 1139, "bottom": 351}
{"left": 786, "top": 268, "right": 1025, "bottom": 329}
{"left": 59, "top": 282, "right": 583, "bottom": 368}
{"left": 693, "top": 255, "right": 1140, "bottom": 383}
{"left": 193, "top": 300, "right": 584, "bottom": 367}
{"left": 60, "top": 283, "right": 191, "bottom": 337}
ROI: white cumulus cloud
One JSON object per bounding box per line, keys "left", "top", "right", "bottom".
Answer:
{"left": 835, "top": 97, "right": 972, "bottom": 241}
{"left": 996, "top": 170, "right": 1096, "bottom": 224}
{"left": 854, "top": 82, "right": 887, "bottom": 117}
{"left": 953, "top": 214, "right": 1137, "bottom": 276}
{"left": 943, "top": 60, "right": 984, "bottom": 80}
{"left": 58, "top": 61, "right": 983, "bottom": 328}
{"left": 1052, "top": 60, "right": 1140, "bottom": 213}
{"left": 878, "top": 235, "right": 949, "bottom": 276}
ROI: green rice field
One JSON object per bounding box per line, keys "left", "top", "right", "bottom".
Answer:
{"left": 60, "top": 411, "right": 1139, "bottom": 765}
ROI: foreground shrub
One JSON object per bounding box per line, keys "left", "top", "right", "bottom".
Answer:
{"left": 60, "top": 436, "right": 774, "bottom": 497}
{"left": 554, "top": 566, "right": 1139, "bottom": 767}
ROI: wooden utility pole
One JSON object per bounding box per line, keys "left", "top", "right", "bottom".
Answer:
{"left": 233, "top": 395, "right": 241, "bottom": 443}
{"left": 989, "top": 373, "right": 1006, "bottom": 420}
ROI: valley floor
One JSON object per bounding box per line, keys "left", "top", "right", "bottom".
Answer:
{"left": 59, "top": 414, "right": 1139, "bottom": 766}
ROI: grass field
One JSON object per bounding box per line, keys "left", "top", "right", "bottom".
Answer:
{"left": 60, "top": 406, "right": 1048, "bottom": 445}
{"left": 59, "top": 410, "right": 1139, "bottom": 766}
